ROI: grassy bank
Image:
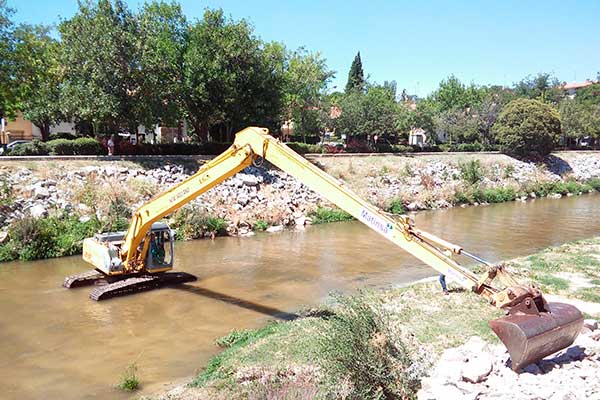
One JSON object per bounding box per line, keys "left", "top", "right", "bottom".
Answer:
{"left": 162, "top": 237, "right": 600, "bottom": 400}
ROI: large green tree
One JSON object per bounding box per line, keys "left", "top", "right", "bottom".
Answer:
{"left": 282, "top": 47, "right": 333, "bottom": 140}
{"left": 183, "top": 9, "right": 286, "bottom": 142}
{"left": 514, "top": 73, "right": 563, "bottom": 104}
{"left": 345, "top": 51, "right": 365, "bottom": 93}
{"left": 335, "top": 84, "right": 399, "bottom": 140}
{"left": 135, "top": 1, "right": 187, "bottom": 129}
{"left": 13, "top": 24, "right": 63, "bottom": 140}
{"left": 429, "top": 75, "right": 485, "bottom": 113}
{"left": 59, "top": 0, "right": 138, "bottom": 134}
{"left": 492, "top": 98, "right": 561, "bottom": 158}
{"left": 0, "top": 0, "right": 16, "bottom": 119}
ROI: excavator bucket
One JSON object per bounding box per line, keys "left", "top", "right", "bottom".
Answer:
{"left": 489, "top": 301, "right": 583, "bottom": 371}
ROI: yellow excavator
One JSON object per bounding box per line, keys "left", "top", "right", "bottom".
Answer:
{"left": 64, "top": 127, "right": 583, "bottom": 371}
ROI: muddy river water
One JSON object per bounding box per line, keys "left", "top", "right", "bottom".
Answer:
{"left": 1, "top": 194, "right": 599, "bottom": 399}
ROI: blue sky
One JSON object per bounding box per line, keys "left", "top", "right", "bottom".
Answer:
{"left": 7, "top": 0, "right": 600, "bottom": 97}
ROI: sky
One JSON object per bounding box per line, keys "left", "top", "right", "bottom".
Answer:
{"left": 6, "top": 0, "right": 600, "bottom": 97}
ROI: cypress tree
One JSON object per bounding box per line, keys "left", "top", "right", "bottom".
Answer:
{"left": 345, "top": 51, "right": 365, "bottom": 93}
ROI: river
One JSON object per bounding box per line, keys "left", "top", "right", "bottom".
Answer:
{"left": 1, "top": 194, "right": 599, "bottom": 399}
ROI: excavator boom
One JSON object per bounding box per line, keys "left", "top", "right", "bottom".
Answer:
{"left": 70, "top": 127, "right": 582, "bottom": 370}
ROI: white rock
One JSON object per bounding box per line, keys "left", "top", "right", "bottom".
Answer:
{"left": 79, "top": 215, "right": 91, "bottom": 223}
{"left": 29, "top": 204, "right": 48, "bottom": 218}
{"left": 461, "top": 354, "right": 493, "bottom": 383}
{"left": 0, "top": 231, "right": 8, "bottom": 244}
{"left": 33, "top": 186, "right": 50, "bottom": 199}
{"left": 266, "top": 225, "right": 284, "bottom": 233}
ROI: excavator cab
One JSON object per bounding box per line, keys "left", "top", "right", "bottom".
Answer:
{"left": 145, "top": 223, "right": 175, "bottom": 272}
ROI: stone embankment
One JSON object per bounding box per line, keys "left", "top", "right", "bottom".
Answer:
{"left": 1, "top": 152, "right": 600, "bottom": 238}
{"left": 418, "top": 320, "right": 600, "bottom": 400}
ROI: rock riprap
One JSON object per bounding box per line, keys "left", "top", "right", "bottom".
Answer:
{"left": 418, "top": 321, "right": 600, "bottom": 400}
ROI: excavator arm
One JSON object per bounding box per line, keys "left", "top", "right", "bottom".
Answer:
{"left": 81, "top": 127, "right": 583, "bottom": 370}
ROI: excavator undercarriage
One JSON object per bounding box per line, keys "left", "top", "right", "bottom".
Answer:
{"left": 64, "top": 127, "right": 583, "bottom": 371}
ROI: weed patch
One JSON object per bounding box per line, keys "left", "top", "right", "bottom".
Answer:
{"left": 309, "top": 207, "right": 353, "bottom": 224}
{"left": 116, "top": 363, "right": 139, "bottom": 391}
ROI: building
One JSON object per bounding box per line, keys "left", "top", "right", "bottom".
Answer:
{"left": 408, "top": 128, "right": 427, "bottom": 147}
{"left": 0, "top": 112, "right": 77, "bottom": 144}
{"left": 562, "top": 80, "right": 596, "bottom": 99}
{"left": 0, "top": 112, "right": 189, "bottom": 145}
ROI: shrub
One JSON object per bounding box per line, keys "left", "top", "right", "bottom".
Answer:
{"left": 172, "top": 205, "right": 228, "bottom": 240}
{"left": 387, "top": 198, "right": 406, "bottom": 215}
{"left": 47, "top": 138, "right": 76, "bottom": 155}
{"left": 116, "top": 363, "right": 139, "bottom": 391}
{"left": 73, "top": 137, "right": 104, "bottom": 155}
{"left": 286, "top": 142, "right": 322, "bottom": 154}
{"left": 48, "top": 132, "right": 77, "bottom": 141}
{"left": 459, "top": 160, "right": 484, "bottom": 185}
{"left": 316, "top": 293, "right": 423, "bottom": 399}
{"left": 253, "top": 220, "right": 269, "bottom": 231}
{"left": 6, "top": 140, "right": 49, "bottom": 156}
{"left": 492, "top": 98, "right": 561, "bottom": 158}
{"left": 0, "top": 215, "right": 101, "bottom": 262}
{"left": 309, "top": 207, "right": 354, "bottom": 224}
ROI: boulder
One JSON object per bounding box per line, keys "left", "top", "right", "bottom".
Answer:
{"left": 33, "top": 186, "right": 50, "bottom": 199}
{"left": 461, "top": 354, "right": 493, "bottom": 383}
{"left": 266, "top": 225, "right": 284, "bottom": 233}
{"left": 29, "top": 204, "right": 48, "bottom": 218}
{"left": 0, "top": 231, "right": 8, "bottom": 244}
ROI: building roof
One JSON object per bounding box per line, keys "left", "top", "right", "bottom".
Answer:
{"left": 562, "top": 80, "right": 595, "bottom": 90}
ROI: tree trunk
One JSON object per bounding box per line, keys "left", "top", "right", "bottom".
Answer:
{"left": 34, "top": 121, "right": 51, "bottom": 141}
{"left": 191, "top": 120, "right": 208, "bottom": 143}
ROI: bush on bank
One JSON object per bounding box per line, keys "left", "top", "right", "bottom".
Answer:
{"left": 0, "top": 215, "right": 102, "bottom": 262}
{"left": 192, "top": 292, "right": 425, "bottom": 398}
{"left": 493, "top": 99, "right": 562, "bottom": 159}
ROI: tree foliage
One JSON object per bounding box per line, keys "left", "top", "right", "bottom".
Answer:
{"left": 13, "top": 24, "right": 63, "bottom": 140}
{"left": 59, "top": 0, "right": 138, "bottom": 132}
{"left": 0, "top": 0, "right": 16, "bottom": 118}
{"left": 492, "top": 98, "right": 561, "bottom": 158}
{"left": 335, "top": 85, "right": 399, "bottom": 140}
{"left": 514, "top": 73, "right": 563, "bottom": 104}
{"left": 135, "top": 1, "right": 187, "bottom": 128}
{"left": 345, "top": 52, "right": 365, "bottom": 93}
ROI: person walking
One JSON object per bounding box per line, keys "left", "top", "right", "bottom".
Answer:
{"left": 439, "top": 274, "right": 449, "bottom": 295}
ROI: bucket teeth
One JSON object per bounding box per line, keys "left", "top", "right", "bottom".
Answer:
{"left": 489, "top": 302, "right": 583, "bottom": 370}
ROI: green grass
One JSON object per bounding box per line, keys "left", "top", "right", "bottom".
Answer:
{"left": 575, "top": 288, "right": 600, "bottom": 303}
{"left": 387, "top": 198, "right": 406, "bottom": 215}
{"left": 116, "top": 363, "right": 140, "bottom": 391}
{"left": 252, "top": 220, "right": 269, "bottom": 231}
{"left": 534, "top": 275, "right": 570, "bottom": 291}
{"left": 309, "top": 207, "right": 354, "bottom": 224}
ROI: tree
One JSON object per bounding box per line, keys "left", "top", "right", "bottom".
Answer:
{"left": 429, "top": 75, "right": 485, "bottom": 112}
{"left": 135, "top": 1, "right": 187, "bottom": 129}
{"left": 559, "top": 98, "right": 600, "bottom": 147}
{"left": 345, "top": 51, "right": 364, "bottom": 93}
{"left": 492, "top": 99, "right": 561, "bottom": 158}
{"left": 13, "top": 24, "right": 63, "bottom": 141}
{"left": 514, "top": 73, "right": 562, "bottom": 104}
{"left": 59, "top": 0, "right": 138, "bottom": 134}
{"left": 575, "top": 83, "right": 600, "bottom": 106}
{"left": 282, "top": 47, "right": 333, "bottom": 141}
{"left": 183, "top": 9, "right": 287, "bottom": 142}
{"left": 434, "top": 109, "right": 479, "bottom": 144}
{"left": 0, "top": 0, "right": 16, "bottom": 119}
{"left": 335, "top": 84, "right": 399, "bottom": 141}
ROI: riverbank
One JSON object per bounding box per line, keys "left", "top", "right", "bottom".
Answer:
{"left": 154, "top": 237, "right": 600, "bottom": 400}
{"left": 1, "top": 151, "right": 600, "bottom": 262}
